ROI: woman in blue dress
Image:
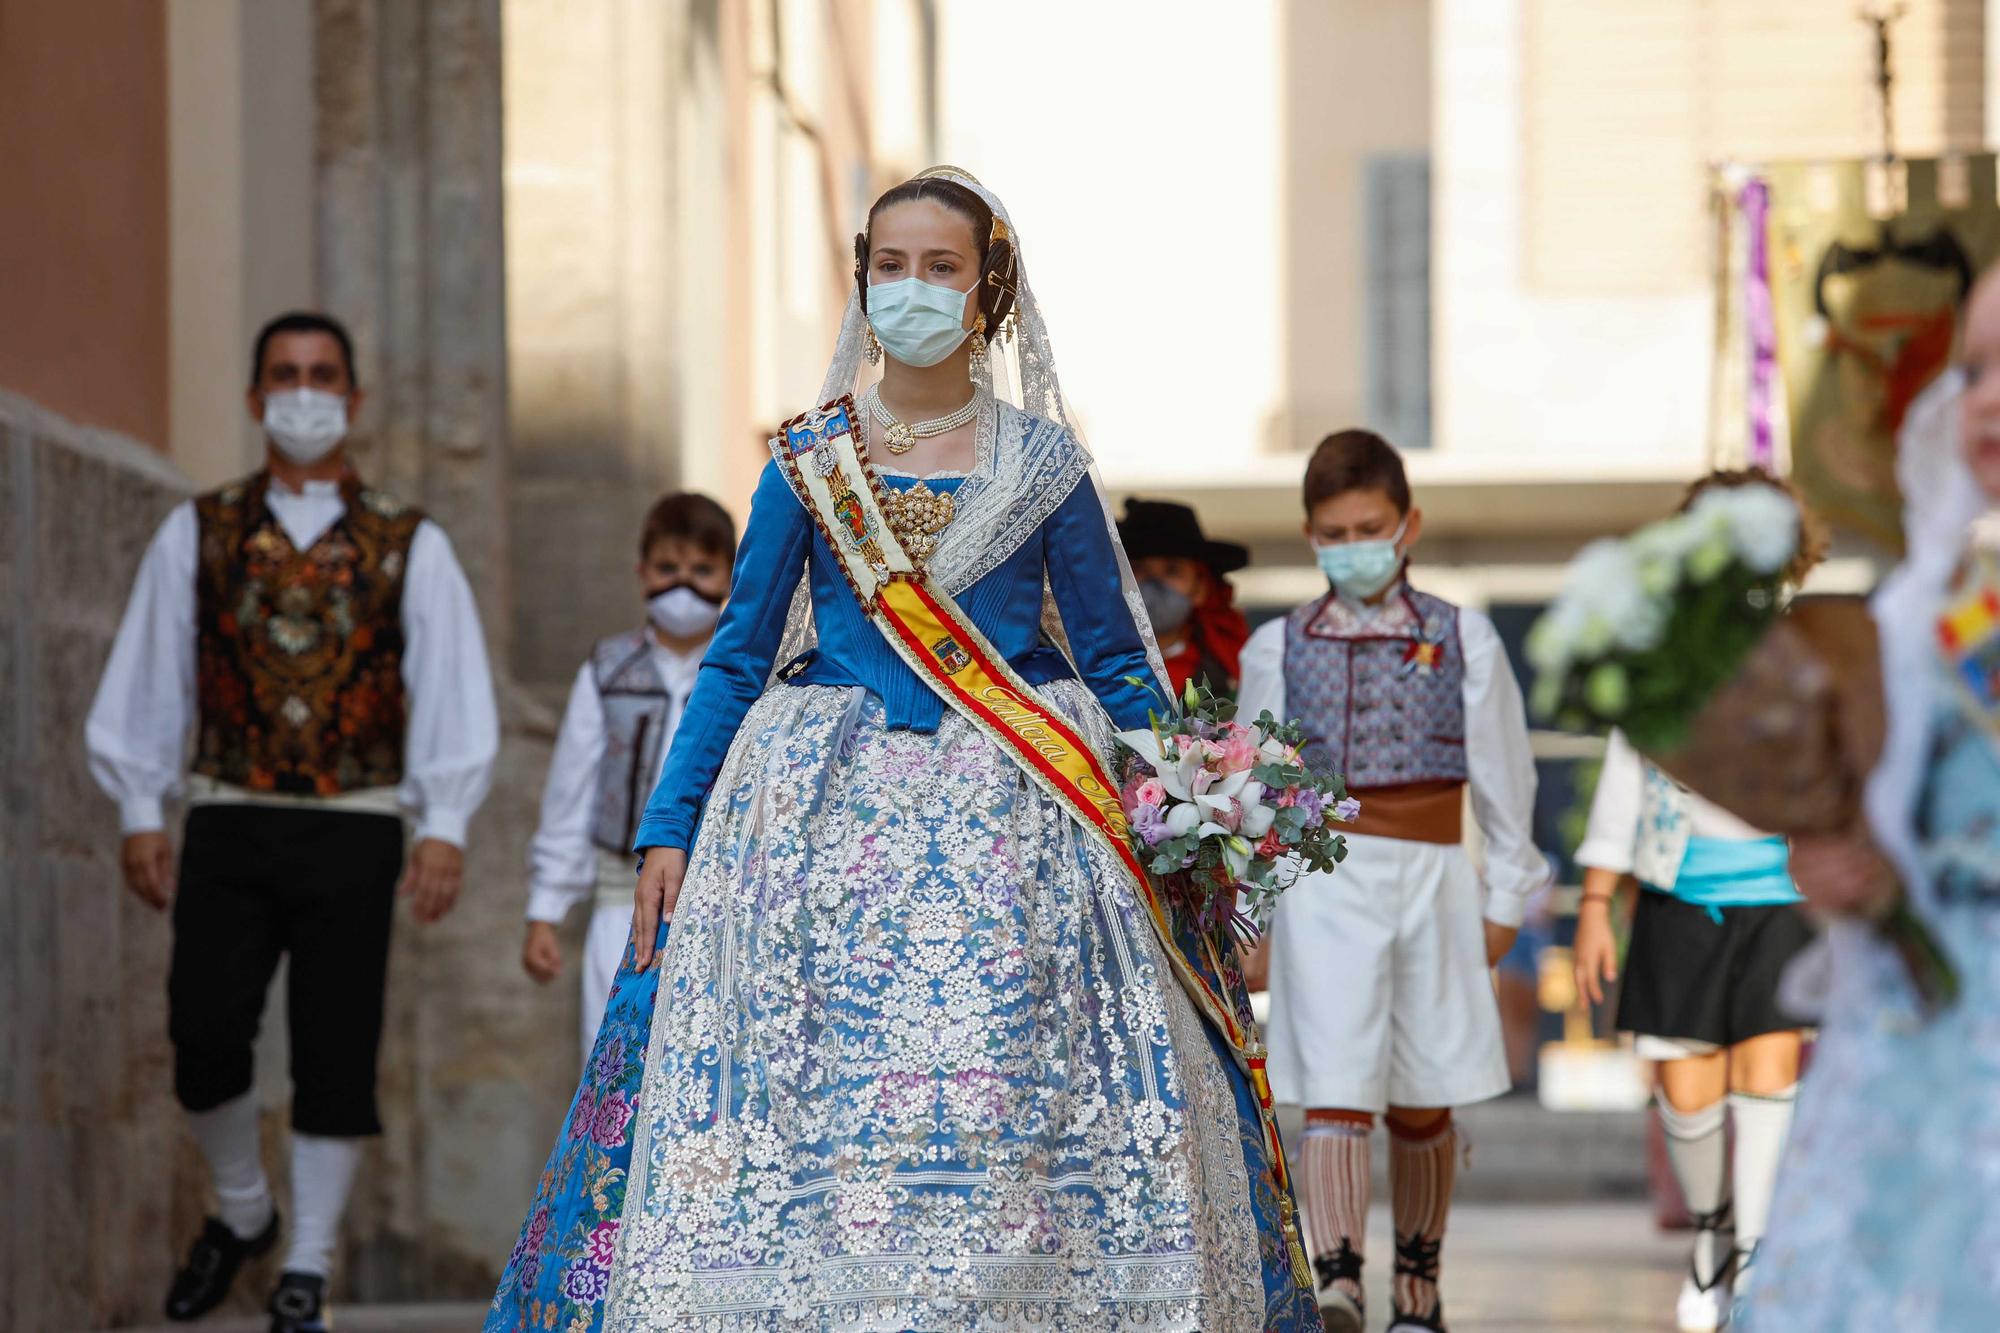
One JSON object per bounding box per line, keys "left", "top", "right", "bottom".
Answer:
{"left": 485, "top": 168, "right": 1319, "bottom": 1332}
{"left": 1735, "top": 273, "right": 2000, "bottom": 1332}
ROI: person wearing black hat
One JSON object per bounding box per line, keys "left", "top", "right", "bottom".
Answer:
{"left": 1117, "top": 498, "right": 1252, "bottom": 698}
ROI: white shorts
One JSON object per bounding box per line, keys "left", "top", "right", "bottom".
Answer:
{"left": 1263, "top": 831, "right": 1510, "bottom": 1112}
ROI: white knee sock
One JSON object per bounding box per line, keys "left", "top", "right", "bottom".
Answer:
{"left": 283, "top": 1135, "right": 363, "bottom": 1278}
{"left": 187, "top": 1091, "right": 275, "bottom": 1240}
{"left": 1657, "top": 1093, "right": 1730, "bottom": 1285}
{"left": 1728, "top": 1085, "right": 1798, "bottom": 1255}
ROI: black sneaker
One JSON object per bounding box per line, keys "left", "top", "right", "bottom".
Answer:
{"left": 1313, "top": 1240, "right": 1365, "bottom": 1333}
{"left": 268, "top": 1271, "right": 330, "bottom": 1333}
{"left": 164, "top": 1212, "right": 281, "bottom": 1321}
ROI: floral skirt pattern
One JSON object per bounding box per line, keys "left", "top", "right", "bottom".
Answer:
{"left": 486, "top": 682, "right": 1316, "bottom": 1332}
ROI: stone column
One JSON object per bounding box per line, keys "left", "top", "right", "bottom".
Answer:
{"left": 313, "top": 0, "right": 568, "bottom": 1299}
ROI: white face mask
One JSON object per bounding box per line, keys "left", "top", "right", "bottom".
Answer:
{"left": 866, "top": 276, "right": 974, "bottom": 368}
{"left": 261, "top": 388, "right": 349, "bottom": 464}
{"left": 647, "top": 585, "right": 723, "bottom": 639}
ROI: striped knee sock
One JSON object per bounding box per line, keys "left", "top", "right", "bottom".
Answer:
{"left": 1300, "top": 1119, "right": 1371, "bottom": 1303}
{"left": 1388, "top": 1117, "right": 1457, "bottom": 1318}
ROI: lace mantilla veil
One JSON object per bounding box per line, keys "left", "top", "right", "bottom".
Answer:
{"left": 767, "top": 166, "right": 1174, "bottom": 707}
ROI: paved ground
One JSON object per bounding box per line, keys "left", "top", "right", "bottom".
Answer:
{"left": 1364, "top": 1201, "right": 1686, "bottom": 1331}
{"left": 97, "top": 1201, "right": 1685, "bottom": 1332}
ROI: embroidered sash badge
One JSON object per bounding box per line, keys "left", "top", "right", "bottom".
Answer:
{"left": 1939, "top": 570, "right": 2000, "bottom": 716}
{"left": 785, "top": 400, "right": 852, "bottom": 478}
{"left": 932, "top": 634, "right": 971, "bottom": 675}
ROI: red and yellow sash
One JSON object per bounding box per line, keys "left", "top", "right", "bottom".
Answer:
{"left": 774, "top": 397, "right": 1310, "bottom": 1285}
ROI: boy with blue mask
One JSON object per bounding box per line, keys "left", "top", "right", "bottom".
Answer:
{"left": 521, "top": 492, "right": 736, "bottom": 1056}
{"left": 1237, "top": 429, "right": 1549, "bottom": 1333}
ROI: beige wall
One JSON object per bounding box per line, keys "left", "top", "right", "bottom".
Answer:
{"left": 1279, "top": 0, "right": 1432, "bottom": 451}
{"left": 503, "top": 0, "right": 930, "bottom": 686}
{"left": 1435, "top": 0, "right": 1987, "bottom": 487}
{"left": 0, "top": 0, "right": 170, "bottom": 448}
{"left": 167, "top": 0, "right": 319, "bottom": 489}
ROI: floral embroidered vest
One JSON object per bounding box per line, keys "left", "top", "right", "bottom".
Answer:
{"left": 192, "top": 471, "right": 424, "bottom": 796}
{"left": 589, "top": 630, "right": 673, "bottom": 854}
{"left": 1282, "top": 587, "right": 1469, "bottom": 789}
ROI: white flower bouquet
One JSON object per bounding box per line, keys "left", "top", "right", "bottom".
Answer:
{"left": 1527, "top": 481, "right": 1800, "bottom": 751}
{"left": 1117, "top": 679, "right": 1356, "bottom": 958}
{"left": 1531, "top": 479, "right": 1959, "bottom": 1011}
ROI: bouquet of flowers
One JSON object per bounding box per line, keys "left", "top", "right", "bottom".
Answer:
{"left": 1525, "top": 481, "right": 1800, "bottom": 751}
{"left": 1117, "top": 678, "right": 1356, "bottom": 958}
{"left": 1528, "top": 480, "right": 1958, "bottom": 1012}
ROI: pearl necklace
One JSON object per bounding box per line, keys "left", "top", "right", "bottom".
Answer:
{"left": 864, "top": 383, "right": 980, "bottom": 455}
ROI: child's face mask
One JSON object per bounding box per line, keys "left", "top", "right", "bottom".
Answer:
{"left": 1313, "top": 515, "right": 1409, "bottom": 600}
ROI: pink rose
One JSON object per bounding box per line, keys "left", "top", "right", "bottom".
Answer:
{"left": 1136, "top": 778, "right": 1167, "bottom": 808}
{"left": 1219, "top": 736, "right": 1261, "bottom": 774}
{"left": 1256, "top": 829, "right": 1286, "bottom": 859}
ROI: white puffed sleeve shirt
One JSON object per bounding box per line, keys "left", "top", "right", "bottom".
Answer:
{"left": 85, "top": 478, "right": 499, "bottom": 847}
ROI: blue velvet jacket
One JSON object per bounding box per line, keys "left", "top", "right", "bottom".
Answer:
{"left": 632, "top": 455, "right": 1160, "bottom": 852}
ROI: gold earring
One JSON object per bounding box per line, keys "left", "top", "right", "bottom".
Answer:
{"left": 864, "top": 325, "right": 882, "bottom": 366}
{"left": 967, "top": 315, "right": 989, "bottom": 390}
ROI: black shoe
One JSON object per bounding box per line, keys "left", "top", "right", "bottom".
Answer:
{"left": 1387, "top": 1231, "right": 1448, "bottom": 1332}
{"left": 164, "top": 1212, "right": 281, "bottom": 1321}
{"left": 1387, "top": 1303, "right": 1449, "bottom": 1332}
{"left": 1313, "top": 1239, "right": 1365, "bottom": 1333}
{"left": 268, "top": 1271, "right": 330, "bottom": 1333}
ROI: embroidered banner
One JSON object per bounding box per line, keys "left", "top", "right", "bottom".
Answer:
{"left": 1713, "top": 156, "right": 2000, "bottom": 552}
{"left": 772, "top": 398, "right": 1311, "bottom": 1284}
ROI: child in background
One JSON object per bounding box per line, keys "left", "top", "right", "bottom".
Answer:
{"left": 1239, "top": 429, "right": 1549, "bottom": 1333}
{"left": 521, "top": 493, "right": 736, "bottom": 1052}
{"left": 1117, "top": 497, "right": 1252, "bottom": 695}
{"left": 1572, "top": 472, "right": 1822, "bottom": 1331}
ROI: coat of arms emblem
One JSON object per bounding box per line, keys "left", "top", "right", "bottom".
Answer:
{"left": 932, "top": 635, "right": 971, "bottom": 675}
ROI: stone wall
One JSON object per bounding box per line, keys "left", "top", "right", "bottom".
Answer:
{"left": 0, "top": 390, "right": 194, "bottom": 1330}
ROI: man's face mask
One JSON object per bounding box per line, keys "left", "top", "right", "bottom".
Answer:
{"left": 1138, "top": 578, "right": 1194, "bottom": 635}
{"left": 260, "top": 388, "right": 349, "bottom": 464}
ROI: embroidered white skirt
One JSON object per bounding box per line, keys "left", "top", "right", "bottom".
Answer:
{"left": 602, "top": 682, "right": 1269, "bottom": 1331}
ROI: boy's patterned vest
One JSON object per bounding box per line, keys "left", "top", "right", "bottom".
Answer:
{"left": 590, "top": 630, "right": 673, "bottom": 854}
{"left": 1282, "top": 587, "right": 1469, "bottom": 789}
{"left": 193, "top": 470, "right": 423, "bottom": 796}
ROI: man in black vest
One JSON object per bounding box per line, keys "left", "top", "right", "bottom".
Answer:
{"left": 86, "top": 312, "right": 499, "bottom": 1333}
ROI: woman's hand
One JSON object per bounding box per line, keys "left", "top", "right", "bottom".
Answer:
{"left": 631, "top": 846, "right": 687, "bottom": 970}
{"left": 1789, "top": 831, "right": 1899, "bottom": 919}
{"left": 1572, "top": 897, "right": 1620, "bottom": 1008}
